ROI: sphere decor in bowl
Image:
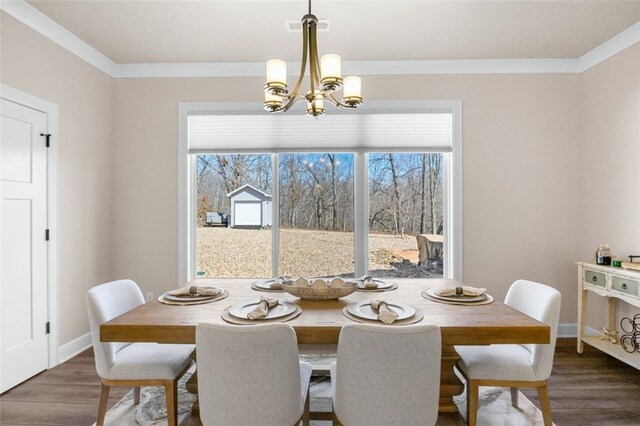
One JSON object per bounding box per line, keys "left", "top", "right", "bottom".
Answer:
{"left": 281, "top": 277, "right": 358, "bottom": 300}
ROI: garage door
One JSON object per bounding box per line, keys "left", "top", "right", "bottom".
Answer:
{"left": 234, "top": 201, "right": 261, "bottom": 226}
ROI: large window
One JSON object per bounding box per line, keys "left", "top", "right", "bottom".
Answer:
{"left": 279, "top": 153, "right": 354, "bottom": 277}
{"left": 368, "top": 153, "right": 443, "bottom": 278}
{"left": 181, "top": 104, "right": 461, "bottom": 282}
{"left": 196, "top": 154, "right": 272, "bottom": 278}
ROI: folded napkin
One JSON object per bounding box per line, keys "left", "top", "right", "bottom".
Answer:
{"left": 364, "top": 280, "right": 379, "bottom": 289}
{"left": 247, "top": 296, "right": 279, "bottom": 320}
{"left": 167, "top": 286, "right": 221, "bottom": 297}
{"left": 370, "top": 300, "right": 399, "bottom": 324}
{"left": 435, "top": 286, "right": 486, "bottom": 297}
{"left": 358, "top": 275, "right": 378, "bottom": 289}
{"left": 268, "top": 276, "right": 292, "bottom": 289}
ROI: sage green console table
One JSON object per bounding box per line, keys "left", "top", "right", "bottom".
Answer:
{"left": 577, "top": 262, "right": 640, "bottom": 369}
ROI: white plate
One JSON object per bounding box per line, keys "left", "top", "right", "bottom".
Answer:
{"left": 425, "top": 288, "right": 487, "bottom": 303}
{"left": 252, "top": 278, "right": 290, "bottom": 291}
{"left": 353, "top": 279, "right": 394, "bottom": 290}
{"left": 229, "top": 299, "right": 296, "bottom": 320}
{"left": 163, "top": 293, "right": 217, "bottom": 302}
{"left": 346, "top": 301, "right": 415, "bottom": 321}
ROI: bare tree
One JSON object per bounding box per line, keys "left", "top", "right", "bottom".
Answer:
{"left": 196, "top": 152, "right": 442, "bottom": 237}
{"left": 428, "top": 154, "right": 442, "bottom": 234}
{"left": 388, "top": 154, "right": 403, "bottom": 236}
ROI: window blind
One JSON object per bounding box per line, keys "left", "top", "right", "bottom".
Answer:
{"left": 188, "top": 113, "right": 453, "bottom": 153}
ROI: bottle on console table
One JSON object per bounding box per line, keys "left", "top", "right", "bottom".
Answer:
{"left": 596, "top": 244, "right": 612, "bottom": 266}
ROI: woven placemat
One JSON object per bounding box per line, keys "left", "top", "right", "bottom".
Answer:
{"left": 356, "top": 282, "right": 398, "bottom": 292}
{"left": 342, "top": 307, "right": 424, "bottom": 326}
{"left": 421, "top": 290, "right": 494, "bottom": 306}
{"left": 221, "top": 305, "right": 302, "bottom": 325}
{"left": 157, "top": 289, "right": 229, "bottom": 305}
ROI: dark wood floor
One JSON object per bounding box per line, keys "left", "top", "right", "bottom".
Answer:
{"left": 1, "top": 338, "right": 640, "bottom": 425}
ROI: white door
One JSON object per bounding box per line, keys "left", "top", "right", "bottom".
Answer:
{"left": 234, "top": 201, "right": 261, "bottom": 226}
{"left": 0, "top": 98, "right": 49, "bottom": 393}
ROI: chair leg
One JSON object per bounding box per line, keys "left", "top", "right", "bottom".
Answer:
{"left": 133, "top": 386, "right": 141, "bottom": 405}
{"left": 164, "top": 380, "right": 178, "bottom": 426}
{"left": 467, "top": 380, "right": 479, "bottom": 426}
{"left": 537, "top": 382, "right": 553, "bottom": 426}
{"left": 302, "top": 388, "right": 310, "bottom": 426}
{"left": 510, "top": 387, "right": 519, "bottom": 408}
{"left": 96, "top": 383, "right": 110, "bottom": 426}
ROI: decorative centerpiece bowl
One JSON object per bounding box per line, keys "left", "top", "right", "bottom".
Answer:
{"left": 281, "top": 277, "right": 358, "bottom": 300}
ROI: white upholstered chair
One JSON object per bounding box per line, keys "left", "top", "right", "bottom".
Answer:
{"left": 456, "top": 279, "right": 561, "bottom": 426}
{"left": 330, "top": 323, "right": 442, "bottom": 426}
{"left": 196, "top": 323, "right": 313, "bottom": 426}
{"left": 86, "top": 279, "right": 194, "bottom": 426}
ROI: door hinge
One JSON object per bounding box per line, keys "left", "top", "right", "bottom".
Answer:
{"left": 46, "top": 322, "right": 50, "bottom": 334}
{"left": 40, "top": 133, "right": 51, "bottom": 148}
{"left": 45, "top": 229, "right": 50, "bottom": 241}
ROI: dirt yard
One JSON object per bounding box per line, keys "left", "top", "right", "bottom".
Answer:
{"left": 197, "top": 227, "right": 438, "bottom": 278}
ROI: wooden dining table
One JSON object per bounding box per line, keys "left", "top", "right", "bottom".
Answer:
{"left": 101, "top": 278, "right": 549, "bottom": 420}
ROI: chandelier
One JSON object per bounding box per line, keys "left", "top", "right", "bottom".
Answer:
{"left": 263, "top": 0, "right": 363, "bottom": 117}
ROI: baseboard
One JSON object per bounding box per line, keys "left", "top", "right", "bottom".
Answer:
{"left": 558, "top": 323, "right": 599, "bottom": 338}
{"left": 58, "top": 332, "right": 92, "bottom": 364}
{"left": 558, "top": 323, "right": 577, "bottom": 337}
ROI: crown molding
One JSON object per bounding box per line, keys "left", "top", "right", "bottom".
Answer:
{"left": 2, "top": 0, "right": 639, "bottom": 79}
{"left": 113, "top": 58, "right": 578, "bottom": 78}
{"left": 1, "top": 0, "right": 117, "bottom": 76}
{"left": 112, "top": 62, "right": 266, "bottom": 78}
{"left": 576, "top": 20, "right": 640, "bottom": 73}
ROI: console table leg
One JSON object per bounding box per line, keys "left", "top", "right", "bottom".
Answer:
{"left": 608, "top": 297, "right": 617, "bottom": 336}
{"left": 577, "top": 265, "right": 587, "bottom": 354}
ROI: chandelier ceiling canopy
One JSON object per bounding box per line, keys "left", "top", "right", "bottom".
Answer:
{"left": 263, "top": 0, "right": 363, "bottom": 117}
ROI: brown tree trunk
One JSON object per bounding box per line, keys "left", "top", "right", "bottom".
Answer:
{"left": 388, "top": 154, "right": 402, "bottom": 236}
{"left": 328, "top": 154, "right": 338, "bottom": 231}
{"left": 420, "top": 154, "right": 427, "bottom": 234}
{"left": 428, "top": 154, "right": 442, "bottom": 234}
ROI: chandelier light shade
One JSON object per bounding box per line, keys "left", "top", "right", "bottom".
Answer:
{"left": 263, "top": 0, "right": 363, "bottom": 117}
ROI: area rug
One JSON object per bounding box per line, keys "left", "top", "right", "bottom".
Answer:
{"left": 453, "top": 387, "right": 556, "bottom": 425}
{"left": 94, "top": 372, "right": 196, "bottom": 426}
{"left": 97, "top": 365, "right": 554, "bottom": 425}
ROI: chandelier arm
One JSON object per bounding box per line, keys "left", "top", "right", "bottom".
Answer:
{"left": 328, "top": 93, "right": 358, "bottom": 109}
{"left": 324, "top": 95, "right": 340, "bottom": 107}
{"left": 280, "top": 95, "right": 307, "bottom": 112}
{"left": 288, "top": 19, "right": 310, "bottom": 104}
{"left": 308, "top": 19, "right": 321, "bottom": 115}
{"left": 309, "top": 23, "right": 322, "bottom": 86}
{"left": 266, "top": 94, "right": 307, "bottom": 114}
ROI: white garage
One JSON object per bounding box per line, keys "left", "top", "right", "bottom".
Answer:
{"left": 227, "top": 184, "right": 272, "bottom": 228}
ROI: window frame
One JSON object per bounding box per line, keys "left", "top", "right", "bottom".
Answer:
{"left": 179, "top": 101, "right": 462, "bottom": 283}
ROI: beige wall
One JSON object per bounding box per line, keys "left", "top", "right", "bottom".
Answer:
{"left": 581, "top": 42, "right": 640, "bottom": 328}
{"left": 113, "top": 73, "right": 583, "bottom": 323}
{"left": 1, "top": 12, "right": 114, "bottom": 345}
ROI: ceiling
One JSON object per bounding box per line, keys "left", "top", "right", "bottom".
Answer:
{"left": 24, "top": 0, "right": 640, "bottom": 64}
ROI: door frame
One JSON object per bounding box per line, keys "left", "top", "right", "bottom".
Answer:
{"left": 1, "top": 84, "right": 59, "bottom": 369}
